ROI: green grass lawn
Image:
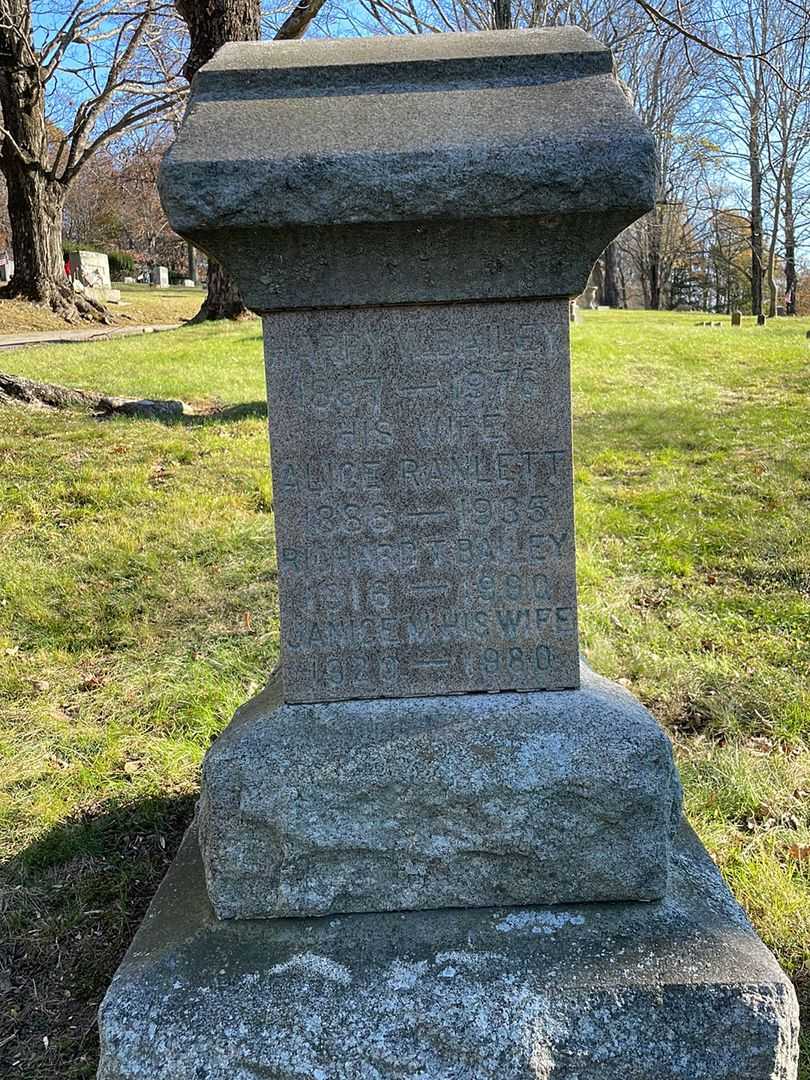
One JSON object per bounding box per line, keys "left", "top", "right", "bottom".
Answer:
{"left": 0, "top": 310, "right": 808, "bottom": 1077}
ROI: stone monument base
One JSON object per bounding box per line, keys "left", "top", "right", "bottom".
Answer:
{"left": 199, "top": 665, "right": 683, "bottom": 919}
{"left": 97, "top": 822, "right": 798, "bottom": 1080}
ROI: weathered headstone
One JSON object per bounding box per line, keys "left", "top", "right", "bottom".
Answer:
{"left": 97, "top": 29, "right": 799, "bottom": 1080}
{"left": 75, "top": 249, "right": 111, "bottom": 289}
{"left": 731, "top": 309, "right": 742, "bottom": 326}
{"left": 577, "top": 284, "right": 599, "bottom": 309}
{"left": 150, "top": 264, "right": 169, "bottom": 287}
{"left": 267, "top": 300, "right": 579, "bottom": 703}
{"left": 758, "top": 312, "right": 768, "bottom": 326}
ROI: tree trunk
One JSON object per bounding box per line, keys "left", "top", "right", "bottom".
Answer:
{"left": 765, "top": 160, "right": 785, "bottom": 320}
{"left": 492, "top": 0, "right": 511, "bottom": 28}
{"left": 748, "top": 103, "right": 764, "bottom": 317}
{"left": 1, "top": 160, "right": 105, "bottom": 324}
{"left": 0, "top": 45, "right": 69, "bottom": 312}
{"left": 766, "top": 252, "right": 777, "bottom": 318}
{"left": 0, "top": 369, "right": 189, "bottom": 417}
{"left": 0, "top": 16, "right": 105, "bottom": 321}
{"left": 189, "top": 259, "right": 252, "bottom": 322}
{"left": 618, "top": 260, "right": 628, "bottom": 309}
{"left": 603, "top": 240, "right": 621, "bottom": 308}
{"left": 176, "top": 0, "right": 261, "bottom": 83}
{"left": 643, "top": 210, "right": 663, "bottom": 310}
{"left": 784, "top": 164, "right": 797, "bottom": 316}
{"left": 187, "top": 240, "right": 198, "bottom": 285}
{"left": 176, "top": 0, "right": 261, "bottom": 322}
{"left": 649, "top": 253, "right": 661, "bottom": 310}
{"left": 3, "top": 162, "right": 67, "bottom": 306}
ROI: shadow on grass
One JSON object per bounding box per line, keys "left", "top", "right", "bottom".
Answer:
{"left": 94, "top": 400, "right": 268, "bottom": 426}
{"left": 0, "top": 793, "right": 196, "bottom": 1080}
{"left": 212, "top": 401, "right": 267, "bottom": 423}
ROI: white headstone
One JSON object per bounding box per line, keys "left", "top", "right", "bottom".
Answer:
{"left": 75, "top": 250, "right": 111, "bottom": 289}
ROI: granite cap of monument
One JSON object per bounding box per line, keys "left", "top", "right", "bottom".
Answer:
{"left": 158, "top": 27, "right": 655, "bottom": 311}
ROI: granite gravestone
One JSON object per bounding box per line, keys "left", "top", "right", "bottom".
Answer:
{"left": 268, "top": 300, "right": 578, "bottom": 703}
{"left": 150, "top": 264, "right": 169, "bottom": 287}
{"left": 97, "top": 28, "right": 799, "bottom": 1080}
{"left": 75, "top": 249, "right": 111, "bottom": 289}
{"left": 732, "top": 308, "right": 742, "bottom": 326}
{"left": 164, "top": 27, "right": 682, "bottom": 919}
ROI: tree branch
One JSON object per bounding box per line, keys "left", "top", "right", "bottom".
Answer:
{"left": 273, "top": 0, "right": 327, "bottom": 39}
{"left": 631, "top": 0, "right": 805, "bottom": 89}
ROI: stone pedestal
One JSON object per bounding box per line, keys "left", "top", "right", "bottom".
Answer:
{"left": 199, "top": 665, "right": 682, "bottom": 919}
{"left": 97, "top": 822, "right": 798, "bottom": 1080}
{"left": 97, "top": 25, "right": 799, "bottom": 1080}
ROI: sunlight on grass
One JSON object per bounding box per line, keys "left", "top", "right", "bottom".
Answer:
{"left": 1, "top": 308, "right": 808, "bottom": 1077}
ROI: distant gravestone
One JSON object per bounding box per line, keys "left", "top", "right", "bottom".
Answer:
{"left": 123, "top": 275, "right": 136, "bottom": 284}
{"left": 757, "top": 313, "right": 767, "bottom": 326}
{"left": 75, "top": 250, "right": 110, "bottom": 289}
{"left": 182, "top": 278, "right": 195, "bottom": 287}
{"left": 577, "top": 284, "right": 598, "bottom": 309}
{"left": 731, "top": 310, "right": 742, "bottom": 326}
{"left": 98, "top": 28, "right": 800, "bottom": 1080}
{"left": 151, "top": 265, "right": 169, "bottom": 287}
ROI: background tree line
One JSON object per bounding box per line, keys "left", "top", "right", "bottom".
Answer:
{"left": 1, "top": 0, "right": 809, "bottom": 319}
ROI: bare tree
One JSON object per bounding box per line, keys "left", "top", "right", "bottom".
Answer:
{"left": 760, "top": 6, "right": 810, "bottom": 315}
{"left": 0, "top": 0, "right": 184, "bottom": 318}
{"left": 176, "top": 0, "right": 328, "bottom": 322}
{"left": 348, "top": 0, "right": 646, "bottom": 37}
{"left": 697, "top": 0, "right": 806, "bottom": 315}
{"left": 618, "top": 20, "right": 712, "bottom": 308}
{"left": 351, "top": 0, "right": 714, "bottom": 310}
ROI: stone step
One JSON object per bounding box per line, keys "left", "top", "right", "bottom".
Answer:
{"left": 97, "top": 820, "right": 798, "bottom": 1080}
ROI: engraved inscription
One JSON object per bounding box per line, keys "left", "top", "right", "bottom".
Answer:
{"left": 264, "top": 299, "right": 579, "bottom": 703}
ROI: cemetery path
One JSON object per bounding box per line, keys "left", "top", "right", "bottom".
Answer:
{"left": 0, "top": 322, "right": 181, "bottom": 350}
